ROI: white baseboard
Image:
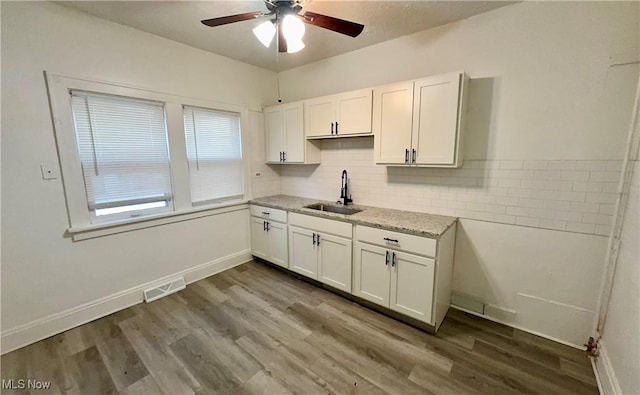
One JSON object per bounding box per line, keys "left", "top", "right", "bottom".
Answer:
{"left": 1, "top": 250, "right": 252, "bottom": 355}
{"left": 593, "top": 341, "right": 623, "bottom": 395}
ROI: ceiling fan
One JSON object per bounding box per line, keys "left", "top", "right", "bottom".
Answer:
{"left": 201, "top": 0, "right": 365, "bottom": 54}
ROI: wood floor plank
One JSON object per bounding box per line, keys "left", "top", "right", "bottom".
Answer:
{"left": 65, "top": 346, "right": 117, "bottom": 395}
{"left": 559, "top": 357, "right": 598, "bottom": 386}
{"left": 2, "top": 260, "right": 598, "bottom": 395}
{"left": 472, "top": 338, "right": 598, "bottom": 394}
{"left": 409, "top": 364, "right": 482, "bottom": 395}
{"left": 445, "top": 313, "right": 563, "bottom": 370}
{"left": 119, "top": 375, "right": 163, "bottom": 395}
{"left": 234, "top": 370, "right": 294, "bottom": 395}
{"left": 236, "top": 330, "right": 337, "bottom": 395}
{"left": 118, "top": 314, "right": 201, "bottom": 395}
{"left": 88, "top": 315, "right": 149, "bottom": 391}
{"left": 170, "top": 331, "right": 245, "bottom": 394}
{"left": 308, "top": 355, "right": 388, "bottom": 395}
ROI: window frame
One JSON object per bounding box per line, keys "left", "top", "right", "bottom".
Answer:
{"left": 46, "top": 72, "right": 252, "bottom": 240}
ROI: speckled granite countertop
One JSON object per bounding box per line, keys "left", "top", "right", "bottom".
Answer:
{"left": 249, "top": 195, "right": 457, "bottom": 239}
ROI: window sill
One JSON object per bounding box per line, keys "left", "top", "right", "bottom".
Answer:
{"left": 67, "top": 200, "right": 249, "bottom": 241}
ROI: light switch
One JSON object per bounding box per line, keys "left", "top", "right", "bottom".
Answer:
{"left": 40, "top": 163, "right": 59, "bottom": 180}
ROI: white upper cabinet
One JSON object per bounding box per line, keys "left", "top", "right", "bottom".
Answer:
{"left": 265, "top": 106, "right": 284, "bottom": 163}
{"left": 264, "top": 101, "right": 319, "bottom": 164}
{"left": 305, "top": 88, "right": 372, "bottom": 138}
{"left": 374, "top": 71, "right": 467, "bottom": 168}
{"left": 372, "top": 82, "right": 414, "bottom": 164}
{"left": 304, "top": 96, "right": 335, "bottom": 138}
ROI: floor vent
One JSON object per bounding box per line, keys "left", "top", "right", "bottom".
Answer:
{"left": 143, "top": 277, "right": 186, "bottom": 303}
{"left": 451, "top": 292, "right": 485, "bottom": 314}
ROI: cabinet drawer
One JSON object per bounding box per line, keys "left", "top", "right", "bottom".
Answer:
{"left": 356, "top": 225, "right": 436, "bottom": 258}
{"left": 289, "top": 213, "right": 352, "bottom": 238}
{"left": 250, "top": 205, "right": 287, "bottom": 223}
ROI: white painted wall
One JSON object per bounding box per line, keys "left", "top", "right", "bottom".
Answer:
{"left": 0, "top": 1, "right": 276, "bottom": 349}
{"left": 278, "top": 1, "right": 639, "bottom": 346}
{"left": 600, "top": 160, "right": 639, "bottom": 394}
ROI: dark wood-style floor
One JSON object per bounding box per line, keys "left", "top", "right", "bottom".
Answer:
{"left": 1, "top": 260, "right": 598, "bottom": 395}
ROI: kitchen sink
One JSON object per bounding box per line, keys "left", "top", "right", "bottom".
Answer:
{"left": 304, "top": 203, "right": 362, "bottom": 215}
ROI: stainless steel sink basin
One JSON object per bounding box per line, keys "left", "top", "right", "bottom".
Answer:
{"left": 304, "top": 203, "right": 362, "bottom": 215}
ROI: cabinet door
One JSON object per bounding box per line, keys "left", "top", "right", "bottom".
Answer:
{"left": 305, "top": 96, "right": 335, "bottom": 137}
{"left": 264, "top": 105, "right": 283, "bottom": 163}
{"left": 267, "top": 221, "right": 288, "bottom": 268}
{"left": 353, "top": 242, "right": 390, "bottom": 307}
{"left": 283, "top": 102, "right": 304, "bottom": 163}
{"left": 335, "top": 89, "right": 372, "bottom": 136}
{"left": 318, "top": 233, "right": 352, "bottom": 292}
{"left": 288, "top": 226, "right": 318, "bottom": 279}
{"left": 373, "top": 82, "right": 414, "bottom": 164}
{"left": 412, "top": 72, "right": 462, "bottom": 166}
{"left": 389, "top": 250, "right": 435, "bottom": 324}
{"left": 250, "top": 217, "right": 269, "bottom": 260}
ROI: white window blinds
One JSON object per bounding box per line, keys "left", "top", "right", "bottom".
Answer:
{"left": 183, "top": 106, "right": 244, "bottom": 205}
{"left": 70, "top": 91, "right": 173, "bottom": 218}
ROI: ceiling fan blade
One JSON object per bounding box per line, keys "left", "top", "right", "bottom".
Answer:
{"left": 302, "top": 11, "right": 364, "bottom": 38}
{"left": 201, "top": 11, "right": 264, "bottom": 27}
{"left": 278, "top": 23, "right": 287, "bottom": 53}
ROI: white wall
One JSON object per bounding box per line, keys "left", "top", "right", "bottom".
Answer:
{"left": 278, "top": 1, "right": 639, "bottom": 347}
{"left": 0, "top": 1, "right": 276, "bottom": 350}
{"left": 600, "top": 159, "right": 639, "bottom": 395}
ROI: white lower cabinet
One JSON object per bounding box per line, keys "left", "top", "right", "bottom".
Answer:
{"left": 288, "top": 225, "right": 352, "bottom": 293}
{"left": 353, "top": 242, "right": 390, "bottom": 306}
{"left": 289, "top": 226, "right": 317, "bottom": 278}
{"left": 288, "top": 213, "right": 353, "bottom": 293}
{"left": 318, "top": 233, "right": 352, "bottom": 292}
{"left": 250, "top": 205, "right": 288, "bottom": 268}
{"left": 389, "top": 251, "right": 435, "bottom": 322}
{"left": 355, "top": 241, "right": 435, "bottom": 323}
{"left": 354, "top": 224, "right": 454, "bottom": 328}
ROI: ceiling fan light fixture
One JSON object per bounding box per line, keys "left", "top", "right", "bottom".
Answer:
{"left": 282, "top": 14, "right": 305, "bottom": 40}
{"left": 253, "top": 20, "right": 276, "bottom": 47}
{"left": 286, "top": 37, "right": 305, "bottom": 53}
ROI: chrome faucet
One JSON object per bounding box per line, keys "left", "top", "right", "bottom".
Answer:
{"left": 340, "top": 170, "right": 353, "bottom": 205}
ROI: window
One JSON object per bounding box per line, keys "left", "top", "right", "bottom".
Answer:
{"left": 70, "top": 91, "right": 173, "bottom": 222}
{"left": 47, "top": 73, "right": 250, "bottom": 240}
{"left": 183, "top": 106, "right": 244, "bottom": 205}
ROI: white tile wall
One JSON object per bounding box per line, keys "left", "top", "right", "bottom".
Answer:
{"left": 279, "top": 138, "right": 622, "bottom": 236}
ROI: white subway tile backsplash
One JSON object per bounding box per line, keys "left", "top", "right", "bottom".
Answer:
{"left": 523, "top": 160, "right": 549, "bottom": 170}
{"left": 499, "top": 160, "right": 523, "bottom": 170}
{"left": 586, "top": 192, "right": 618, "bottom": 204}
{"left": 278, "top": 146, "right": 621, "bottom": 236}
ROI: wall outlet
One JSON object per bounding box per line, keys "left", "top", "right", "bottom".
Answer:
{"left": 40, "top": 163, "right": 59, "bottom": 180}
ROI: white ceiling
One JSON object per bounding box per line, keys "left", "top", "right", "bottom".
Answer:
{"left": 58, "top": 1, "right": 515, "bottom": 72}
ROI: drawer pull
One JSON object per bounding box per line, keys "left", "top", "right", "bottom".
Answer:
{"left": 383, "top": 237, "right": 399, "bottom": 243}
{"left": 385, "top": 250, "right": 390, "bottom": 266}
{"left": 261, "top": 212, "right": 270, "bottom": 215}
